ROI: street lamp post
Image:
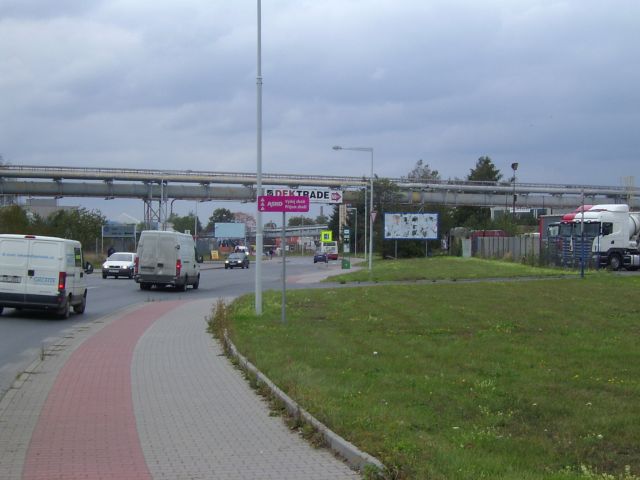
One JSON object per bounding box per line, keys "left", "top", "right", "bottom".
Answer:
{"left": 511, "top": 162, "right": 519, "bottom": 221}
{"left": 255, "top": 0, "right": 263, "bottom": 315}
{"left": 333, "top": 146, "right": 374, "bottom": 272}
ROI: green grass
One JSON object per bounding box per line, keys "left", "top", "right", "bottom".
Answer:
{"left": 222, "top": 260, "right": 640, "bottom": 479}
{"left": 328, "top": 256, "right": 566, "bottom": 283}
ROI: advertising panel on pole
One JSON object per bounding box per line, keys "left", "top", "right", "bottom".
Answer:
{"left": 215, "top": 223, "right": 246, "bottom": 238}
{"left": 258, "top": 195, "right": 310, "bottom": 213}
{"left": 102, "top": 224, "right": 136, "bottom": 238}
{"left": 264, "top": 188, "right": 343, "bottom": 204}
{"left": 384, "top": 213, "right": 439, "bottom": 239}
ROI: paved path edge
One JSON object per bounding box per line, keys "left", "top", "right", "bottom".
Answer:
{"left": 223, "top": 331, "right": 385, "bottom": 476}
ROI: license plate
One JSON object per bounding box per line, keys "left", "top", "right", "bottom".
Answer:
{"left": 109, "top": 269, "right": 120, "bottom": 273}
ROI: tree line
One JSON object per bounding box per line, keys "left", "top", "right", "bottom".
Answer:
{"left": 0, "top": 205, "right": 105, "bottom": 251}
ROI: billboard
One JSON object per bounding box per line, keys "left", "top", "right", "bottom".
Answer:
{"left": 215, "top": 223, "right": 246, "bottom": 238}
{"left": 264, "top": 188, "right": 343, "bottom": 204}
{"left": 102, "top": 223, "right": 137, "bottom": 238}
{"left": 384, "top": 213, "right": 439, "bottom": 240}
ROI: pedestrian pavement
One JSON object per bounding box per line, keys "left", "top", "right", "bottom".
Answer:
{"left": 0, "top": 296, "right": 361, "bottom": 479}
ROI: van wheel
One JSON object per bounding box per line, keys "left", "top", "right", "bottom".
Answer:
{"left": 57, "top": 297, "right": 71, "bottom": 319}
{"left": 192, "top": 274, "right": 200, "bottom": 290}
{"left": 74, "top": 293, "right": 87, "bottom": 314}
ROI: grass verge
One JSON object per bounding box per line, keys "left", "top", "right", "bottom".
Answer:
{"left": 328, "top": 256, "right": 571, "bottom": 283}
{"left": 220, "top": 262, "right": 640, "bottom": 479}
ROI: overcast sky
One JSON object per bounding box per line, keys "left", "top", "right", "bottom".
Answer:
{"left": 1, "top": 0, "right": 639, "bottom": 221}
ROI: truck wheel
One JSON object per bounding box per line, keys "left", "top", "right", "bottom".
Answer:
{"left": 57, "top": 297, "right": 71, "bottom": 319}
{"left": 74, "top": 293, "right": 87, "bottom": 314}
{"left": 609, "top": 254, "right": 623, "bottom": 271}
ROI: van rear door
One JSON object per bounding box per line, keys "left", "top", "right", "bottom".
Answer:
{"left": 0, "top": 237, "right": 29, "bottom": 301}
{"left": 157, "top": 234, "right": 178, "bottom": 276}
{"left": 27, "top": 239, "right": 62, "bottom": 297}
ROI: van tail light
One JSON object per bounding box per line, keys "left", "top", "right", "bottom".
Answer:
{"left": 134, "top": 256, "right": 139, "bottom": 274}
{"left": 176, "top": 259, "right": 182, "bottom": 277}
{"left": 58, "top": 272, "right": 67, "bottom": 292}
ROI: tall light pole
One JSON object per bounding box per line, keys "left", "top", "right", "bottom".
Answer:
{"left": 255, "top": 0, "right": 263, "bottom": 314}
{"left": 511, "top": 162, "right": 518, "bottom": 221}
{"left": 333, "top": 146, "right": 374, "bottom": 272}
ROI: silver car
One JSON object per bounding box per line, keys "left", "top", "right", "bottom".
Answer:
{"left": 102, "top": 252, "right": 136, "bottom": 279}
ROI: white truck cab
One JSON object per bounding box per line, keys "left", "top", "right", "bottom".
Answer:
{"left": 0, "top": 234, "right": 92, "bottom": 318}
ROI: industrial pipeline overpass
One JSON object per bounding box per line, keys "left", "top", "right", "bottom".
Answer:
{"left": 1, "top": 165, "right": 638, "bottom": 225}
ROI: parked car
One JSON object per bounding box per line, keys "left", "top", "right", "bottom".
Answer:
{"left": 313, "top": 251, "right": 328, "bottom": 263}
{"left": 102, "top": 252, "right": 136, "bottom": 279}
{"left": 225, "top": 253, "right": 250, "bottom": 269}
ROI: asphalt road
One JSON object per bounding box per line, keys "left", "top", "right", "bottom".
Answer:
{"left": 0, "top": 256, "right": 341, "bottom": 397}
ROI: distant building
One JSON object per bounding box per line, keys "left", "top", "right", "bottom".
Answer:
{"left": 23, "top": 198, "right": 77, "bottom": 218}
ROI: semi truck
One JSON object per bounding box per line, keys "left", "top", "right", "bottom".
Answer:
{"left": 543, "top": 204, "right": 640, "bottom": 270}
{"left": 584, "top": 204, "right": 640, "bottom": 270}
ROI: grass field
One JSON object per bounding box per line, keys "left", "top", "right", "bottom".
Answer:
{"left": 328, "top": 256, "right": 565, "bottom": 283}
{"left": 221, "top": 260, "right": 640, "bottom": 479}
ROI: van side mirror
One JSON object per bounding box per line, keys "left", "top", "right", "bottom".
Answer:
{"left": 84, "top": 262, "right": 94, "bottom": 274}
{"left": 196, "top": 255, "right": 204, "bottom": 264}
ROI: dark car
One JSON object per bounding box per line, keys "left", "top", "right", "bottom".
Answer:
{"left": 313, "top": 251, "right": 328, "bottom": 263}
{"left": 225, "top": 253, "right": 250, "bottom": 269}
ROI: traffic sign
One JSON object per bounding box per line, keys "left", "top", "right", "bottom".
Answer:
{"left": 258, "top": 195, "right": 310, "bottom": 213}
{"left": 321, "top": 230, "right": 333, "bottom": 242}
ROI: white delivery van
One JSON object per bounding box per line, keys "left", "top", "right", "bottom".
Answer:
{"left": 135, "top": 230, "right": 202, "bottom": 291}
{"left": 0, "top": 234, "right": 92, "bottom": 318}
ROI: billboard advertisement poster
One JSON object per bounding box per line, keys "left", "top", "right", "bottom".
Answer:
{"left": 102, "top": 224, "right": 136, "bottom": 238}
{"left": 384, "top": 213, "right": 439, "bottom": 240}
{"left": 215, "top": 223, "right": 246, "bottom": 238}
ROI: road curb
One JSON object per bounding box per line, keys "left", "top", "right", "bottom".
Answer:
{"left": 223, "top": 331, "right": 385, "bottom": 476}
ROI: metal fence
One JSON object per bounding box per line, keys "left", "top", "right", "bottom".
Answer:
{"left": 473, "top": 236, "right": 540, "bottom": 262}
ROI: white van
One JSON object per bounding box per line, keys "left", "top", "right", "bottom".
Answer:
{"left": 135, "top": 230, "right": 202, "bottom": 291}
{"left": 0, "top": 234, "right": 92, "bottom": 318}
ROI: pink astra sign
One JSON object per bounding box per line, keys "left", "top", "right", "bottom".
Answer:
{"left": 258, "top": 195, "right": 310, "bottom": 213}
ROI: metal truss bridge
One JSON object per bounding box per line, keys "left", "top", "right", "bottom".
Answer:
{"left": 1, "top": 165, "right": 638, "bottom": 225}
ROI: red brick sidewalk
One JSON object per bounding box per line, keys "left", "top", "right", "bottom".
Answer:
{"left": 22, "top": 301, "right": 184, "bottom": 480}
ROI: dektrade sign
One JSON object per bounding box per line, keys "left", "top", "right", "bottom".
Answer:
{"left": 264, "top": 188, "right": 343, "bottom": 204}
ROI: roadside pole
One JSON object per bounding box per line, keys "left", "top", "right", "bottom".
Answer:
{"left": 258, "top": 195, "right": 309, "bottom": 325}
{"left": 281, "top": 211, "right": 286, "bottom": 323}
